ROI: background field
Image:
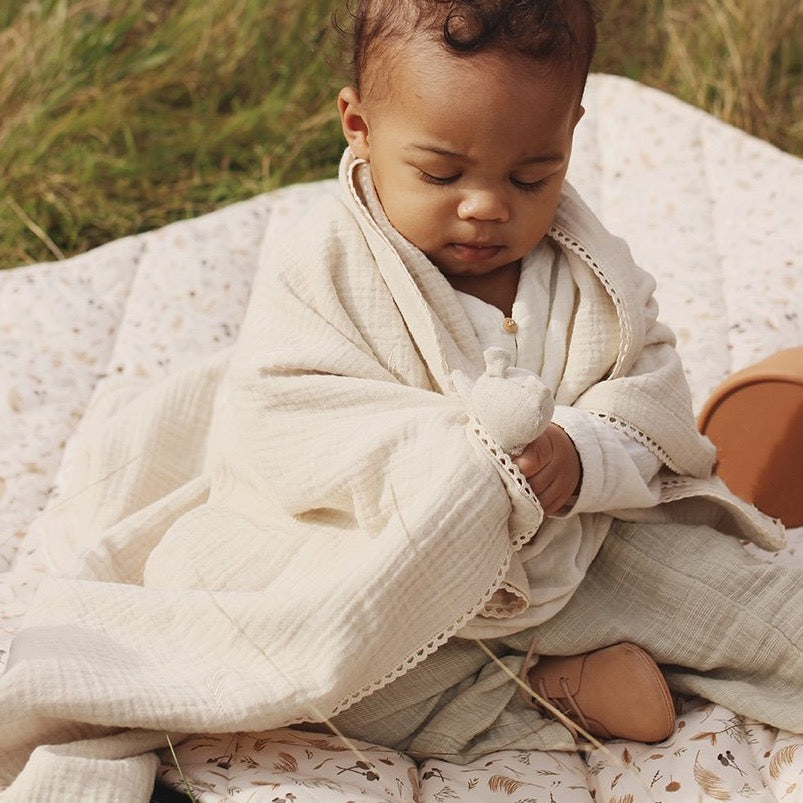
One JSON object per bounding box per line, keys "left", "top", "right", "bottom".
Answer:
{"left": 0, "top": 0, "right": 800, "bottom": 269}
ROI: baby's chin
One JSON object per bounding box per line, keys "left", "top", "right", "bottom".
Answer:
{"left": 428, "top": 250, "right": 522, "bottom": 279}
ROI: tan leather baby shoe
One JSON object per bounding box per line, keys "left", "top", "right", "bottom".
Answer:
{"left": 526, "top": 642, "right": 675, "bottom": 742}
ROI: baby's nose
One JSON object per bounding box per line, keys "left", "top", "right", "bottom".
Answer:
{"left": 457, "top": 190, "right": 510, "bottom": 222}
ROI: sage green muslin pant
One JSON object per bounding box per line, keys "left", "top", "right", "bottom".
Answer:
{"left": 330, "top": 521, "right": 803, "bottom": 763}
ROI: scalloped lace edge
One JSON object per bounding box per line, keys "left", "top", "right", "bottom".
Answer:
{"left": 548, "top": 226, "right": 631, "bottom": 377}
{"left": 587, "top": 410, "right": 684, "bottom": 475}
{"left": 326, "top": 537, "right": 518, "bottom": 717}
{"left": 470, "top": 419, "right": 543, "bottom": 529}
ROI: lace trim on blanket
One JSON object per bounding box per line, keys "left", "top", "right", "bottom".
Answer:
{"left": 659, "top": 474, "right": 775, "bottom": 515}
{"left": 657, "top": 476, "right": 785, "bottom": 551}
{"left": 586, "top": 410, "right": 684, "bottom": 475}
{"left": 481, "top": 587, "right": 528, "bottom": 619}
{"left": 470, "top": 418, "right": 540, "bottom": 618}
{"left": 548, "top": 227, "right": 693, "bottom": 476}
{"left": 321, "top": 420, "right": 541, "bottom": 716}
{"left": 660, "top": 476, "right": 708, "bottom": 498}
{"left": 469, "top": 418, "right": 542, "bottom": 537}
{"left": 327, "top": 533, "right": 518, "bottom": 717}
{"left": 548, "top": 226, "right": 631, "bottom": 378}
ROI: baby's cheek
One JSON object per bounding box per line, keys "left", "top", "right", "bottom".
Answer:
{"left": 393, "top": 202, "right": 443, "bottom": 248}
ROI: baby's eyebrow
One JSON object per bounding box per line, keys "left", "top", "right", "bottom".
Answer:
{"left": 517, "top": 152, "right": 565, "bottom": 165}
{"left": 405, "top": 144, "right": 464, "bottom": 159}
{"left": 405, "top": 143, "right": 564, "bottom": 165}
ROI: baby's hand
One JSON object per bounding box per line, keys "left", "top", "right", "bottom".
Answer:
{"left": 513, "top": 424, "right": 581, "bottom": 515}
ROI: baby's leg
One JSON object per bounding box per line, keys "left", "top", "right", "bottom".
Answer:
{"left": 530, "top": 520, "right": 803, "bottom": 734}
{"left": 328, "top": 635, "right": 576, "bottom": 763}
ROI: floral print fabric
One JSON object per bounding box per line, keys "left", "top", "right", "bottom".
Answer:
{"left": 158, "top": 699, "right": 803, "bottom": 802}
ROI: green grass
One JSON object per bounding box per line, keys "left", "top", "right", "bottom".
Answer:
{"left": 595, "top": 0, "right": 802, "bottom": 151}
{"left": 0, "top": 0, "right": 800, "bottom": 268}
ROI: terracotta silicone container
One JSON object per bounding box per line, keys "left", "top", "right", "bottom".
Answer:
{"left": 698, "top": 347, "right": 803, "bottom": 528}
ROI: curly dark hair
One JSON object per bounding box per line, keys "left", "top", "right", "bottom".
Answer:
{"left": 345, "top": 0, "right": 600, "bottom": 97}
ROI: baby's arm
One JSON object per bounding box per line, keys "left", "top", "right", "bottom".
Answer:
{"left": 541, "top": 407, "right": 664, "bottom": 516}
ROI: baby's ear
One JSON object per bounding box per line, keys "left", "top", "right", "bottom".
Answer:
{"left": 338, "top": 87, "right": 370, "bottom": 160}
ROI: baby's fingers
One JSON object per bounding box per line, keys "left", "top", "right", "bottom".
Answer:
{"left": 512, "top": 434, "right": 552, "bottom": 476}
{"left": 532, "top": 470, "right": 576, "bottom": 515}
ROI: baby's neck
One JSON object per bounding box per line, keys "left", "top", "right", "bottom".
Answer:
{"left": 446, "top": 260, "right": 521, "bottom": 317}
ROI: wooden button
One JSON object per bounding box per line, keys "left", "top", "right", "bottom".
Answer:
{"left": 502, "top": 317, "right": 519, "bottom": 334}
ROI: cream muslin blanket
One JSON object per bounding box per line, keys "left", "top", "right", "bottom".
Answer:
{"left": 0, "top": 153, "right": 782, "bottom": 801}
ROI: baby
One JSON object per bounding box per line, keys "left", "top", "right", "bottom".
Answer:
{"left": 299, "top": 0, "right": 803, "bottom": 759}
{"left": 1, "top": 3, "right": 801, "bottom": 793}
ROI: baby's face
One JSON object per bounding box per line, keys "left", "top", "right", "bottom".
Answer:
{"left": 340, "top": 40, "right": 584, "bottom": 280}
